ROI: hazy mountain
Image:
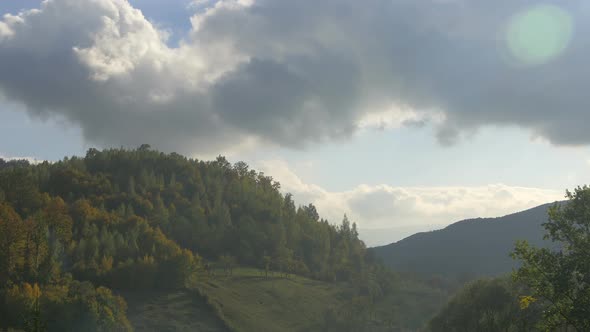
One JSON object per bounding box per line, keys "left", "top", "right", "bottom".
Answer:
{"left": 359, "top": 224, "right": 445, "bottom": 247}
{"left": 370, "top": 203, "right": 559, "bottom": 278}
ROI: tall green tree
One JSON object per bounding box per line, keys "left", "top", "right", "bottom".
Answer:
{"left": 0, "top": 203, "right": 25, "bottom": 285}
{"left": 513, "top": 186, "right": 590, "bottom": 331}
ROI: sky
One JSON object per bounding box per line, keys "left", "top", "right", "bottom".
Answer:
{"left": 1, "top": 0, "right": 590, "bottom": 246}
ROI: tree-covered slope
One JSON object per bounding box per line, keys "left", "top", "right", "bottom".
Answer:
{"left": 0, "top": 146, "right": 410, "bottom": 331}
{"left": 371, "top": 203, "right": 557, "bottom": 278}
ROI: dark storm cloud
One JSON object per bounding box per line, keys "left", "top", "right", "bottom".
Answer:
{"left": 0, "top": 0, "right": 589, "bottom": 153}
{"left": 212, "top": 55, "right": 361, "bottom": 146}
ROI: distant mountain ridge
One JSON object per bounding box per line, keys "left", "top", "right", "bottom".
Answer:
{"left": 370, "top": 202, "right": 560, "bottom": 278}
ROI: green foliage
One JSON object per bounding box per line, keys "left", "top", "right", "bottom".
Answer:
{"left": 1, "top": 280, "right": 132, "bottom": 332}
{"left": 0, "top": 146, "right": 377, "bottom": 330}
{"left": 512, "top": 186, "right": 590, "bottom": 331}
{"left": 428, "top": 278, "right": 542, "bottom": 332}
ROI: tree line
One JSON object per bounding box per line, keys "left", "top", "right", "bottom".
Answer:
{"left": 0, "top": 146, "right": 380, "bottom": 331}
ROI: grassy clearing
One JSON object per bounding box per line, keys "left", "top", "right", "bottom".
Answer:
{"left": 373, "top": 279, "right": 449, "bottom": 330}
{"left": 195, "top": 267, "right": 345, "bottom": 332}
{"left": 123, "top": 290, "right": 230, "bottom": 332}
{"left": 122, "top": 267, "right": 447, "bottom": 332}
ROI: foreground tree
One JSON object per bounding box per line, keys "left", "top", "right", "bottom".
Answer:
{"left": 512, "top": 186, "right": 590, "bottom": 331}
{"left": 428, "top": 278, "right": 542, "bottom": 332}
{"left": 262, "top": 255, "right": 272, "bottom": 278}
{"left": 219, "top": 254, "right": 236, "bottom": 276}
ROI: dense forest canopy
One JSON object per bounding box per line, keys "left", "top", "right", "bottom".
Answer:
{"left": 0, "top": 146, "right": 392, "bottom": 331}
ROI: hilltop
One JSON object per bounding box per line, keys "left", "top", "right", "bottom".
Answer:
{"left": 0, "top": 146, "right": 447, "bottom": 331}
{"left": 371, "top": 203, "right": 557, "bottom": 278}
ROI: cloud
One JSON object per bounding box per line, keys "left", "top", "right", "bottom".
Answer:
{"left": 256, "top": 159, "right": 564, "bottom": 234}
{"left": 1, "top": 0, "right": 590, "bottom": 154}
{"left": 0, "top": 154, "right": 44, "bottom": 164}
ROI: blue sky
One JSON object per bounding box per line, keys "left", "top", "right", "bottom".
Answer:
{"left": 1, "top": 0, "right": 588, "bottom": 245}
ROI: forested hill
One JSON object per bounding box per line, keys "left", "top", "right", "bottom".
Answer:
{"left": 0, "top": 146, "right": 377, "bottom": 331}
{"left": 371, "top": 203, "right": 557, "bottom": 278}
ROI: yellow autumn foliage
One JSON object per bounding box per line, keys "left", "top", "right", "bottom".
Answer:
{"left": 519, "top": 295, "right": 537, "bottom": 309}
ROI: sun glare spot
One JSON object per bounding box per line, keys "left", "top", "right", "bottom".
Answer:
{"left": 506, "top": 4, "right": 573, "bottom": 66}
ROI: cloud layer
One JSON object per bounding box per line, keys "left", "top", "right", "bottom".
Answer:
{"left": 256, "top": 159, "right": 564, "bottom": 244}
{"left": 1, "top": 0, "right": 590, "bottom": 153}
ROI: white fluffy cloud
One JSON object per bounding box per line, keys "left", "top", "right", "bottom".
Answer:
{"left": 256, "top": 159, "right": 564, "bottom": 244}
{"left": 0, "top": 154, "right": 44, "bottom": 164}
{"left": 1, "top": 0, "right": 590, "bottom": 153}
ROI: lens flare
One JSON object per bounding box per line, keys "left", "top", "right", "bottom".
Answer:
{"left": 506, "top": 4, "right": 573, "bottom": 66}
